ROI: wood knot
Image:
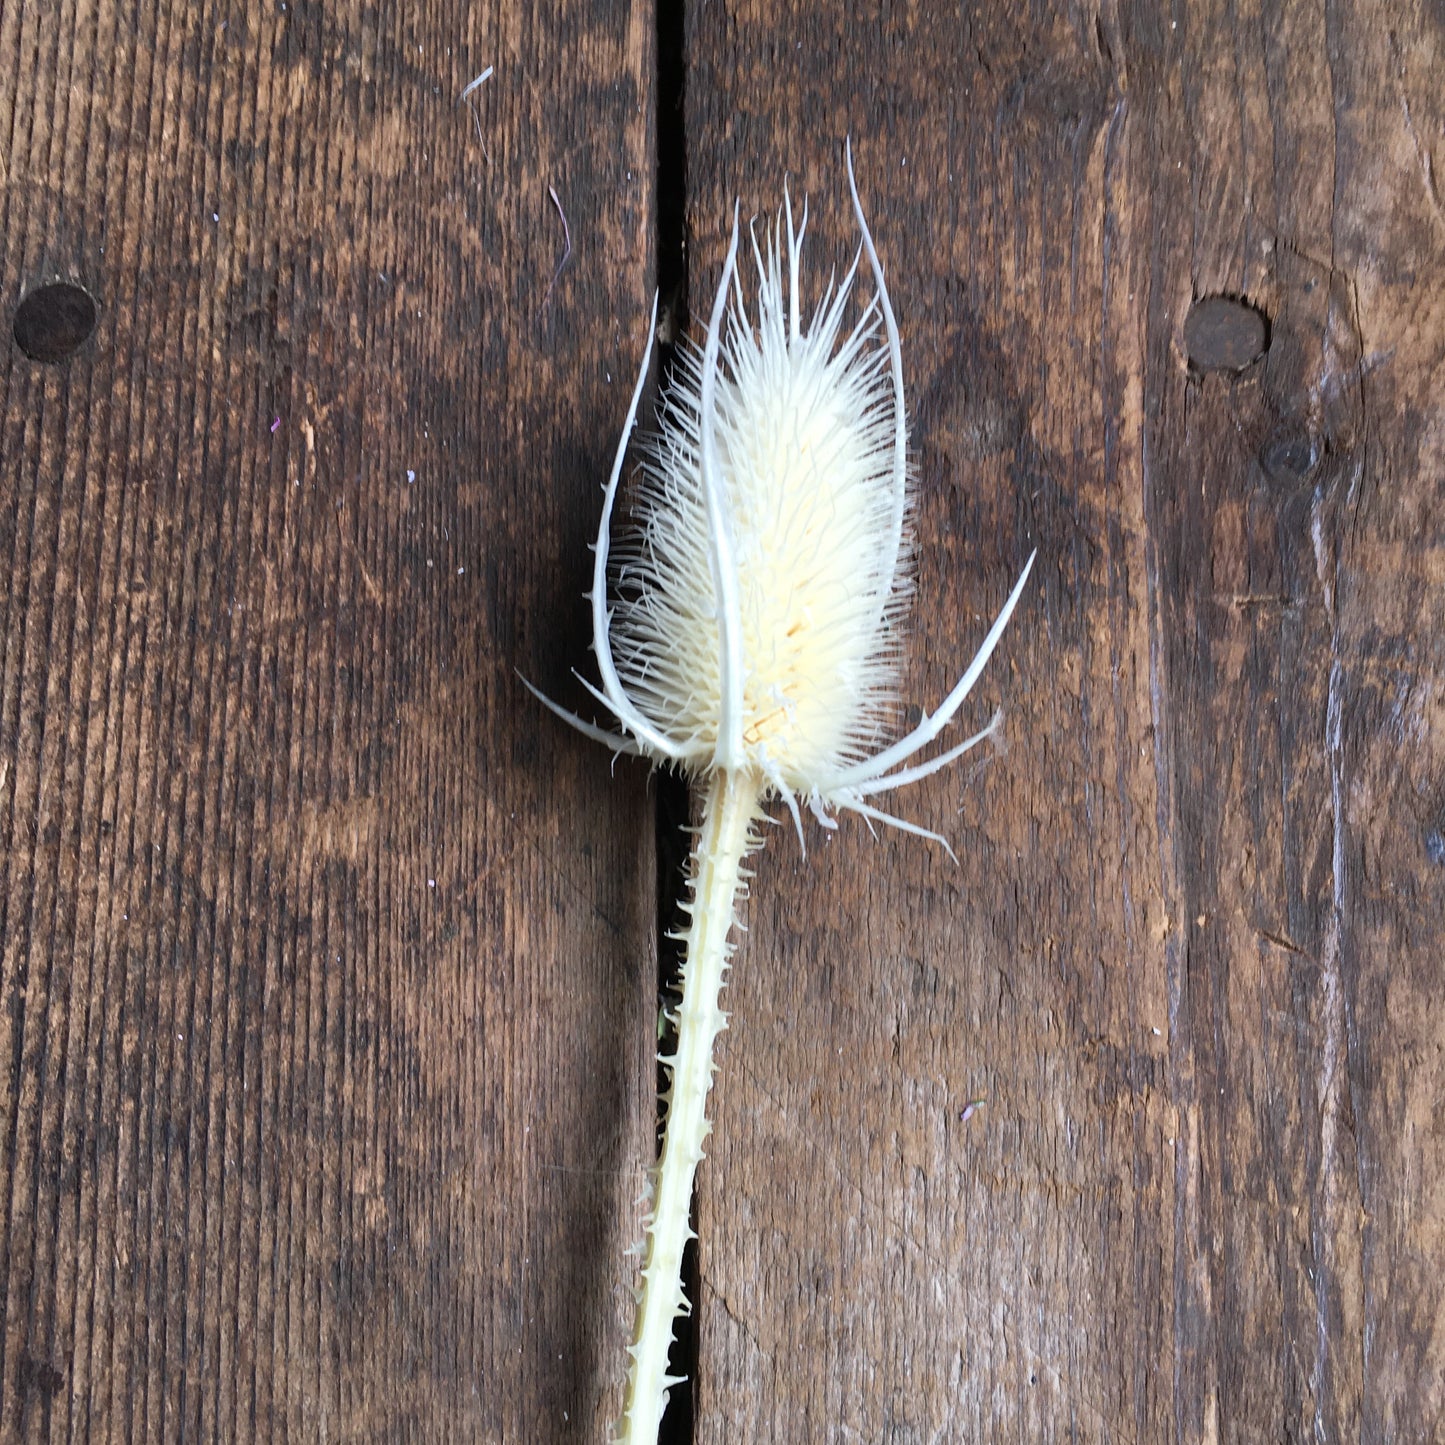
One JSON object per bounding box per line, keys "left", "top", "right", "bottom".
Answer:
{"left": 1259, "top": 423, "right": 1319, "bottom": 487}
{"left": 13, "top": 280, "right": 97, "bottom": 362}
{"left": 1183, "top": 295, "right": 1269, "bottom": 374}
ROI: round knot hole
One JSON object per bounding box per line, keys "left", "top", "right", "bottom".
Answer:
{"left": 13, "top": 281, "right": 98, "bottom": 363}
{"left": 1184, "top": 296, "right": 1269, "bottom": 373}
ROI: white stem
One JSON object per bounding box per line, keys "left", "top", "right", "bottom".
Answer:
{"left": 615, "top": 769, "right": 762, "bottom": 1444}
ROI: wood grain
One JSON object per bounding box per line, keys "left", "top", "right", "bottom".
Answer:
{"left": 0, "top": 2, "right": 657, "bottom": 1440}
{"left": 5, "top": 1, "right": 1444, "bottom": 1442}
{"left": 685, "top": 1, "right": 1444, "bottom": 1442}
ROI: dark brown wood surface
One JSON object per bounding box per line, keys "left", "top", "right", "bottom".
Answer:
{"left": 0, "top": 3, "right": 657, "bottom": 1440}
{"left": 686, "top": 2, "right": 1445, "bottom": 1443}
{"left": 3, "top": 2, "right": 1443, "bottom": 1443}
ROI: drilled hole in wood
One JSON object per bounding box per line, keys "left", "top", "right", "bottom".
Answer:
{"left": 13, "top": 281, "right": 98, "bottom": 362}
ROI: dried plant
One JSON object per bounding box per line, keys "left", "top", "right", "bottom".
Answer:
{"left": 529, "top": 141, "right": 1034, "bottom": 1444}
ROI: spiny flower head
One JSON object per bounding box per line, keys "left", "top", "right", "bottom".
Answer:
{"left": 611, "top": 200, "right": 909, "bottom": 794}
{"left": 531, "top": 141, "right": 1034, "bottom": 854}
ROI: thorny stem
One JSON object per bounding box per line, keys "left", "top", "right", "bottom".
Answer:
{"left": 616, "top": 768, "right": 762, "bottom": 1444}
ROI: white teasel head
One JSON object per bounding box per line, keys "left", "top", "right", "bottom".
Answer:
{"left": 529, "top": 141, "right": 1035, "bottom": 853}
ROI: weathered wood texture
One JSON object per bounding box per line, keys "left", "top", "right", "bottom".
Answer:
{"left": 5, "top": 1, "right": 1444, "bottom": 1442}
{"left": 0, "top": 2, "right": 657, "bottom": 1440}
{"left": 687, "top": 2, "right": 1444, "bottom": 1443}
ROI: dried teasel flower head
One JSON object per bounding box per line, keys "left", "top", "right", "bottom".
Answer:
{"left": 531, "top": 140, "right": 1034, "bottom": 855}
{"left": 529, "top": 141, "right": 1036, "bottom": 1444}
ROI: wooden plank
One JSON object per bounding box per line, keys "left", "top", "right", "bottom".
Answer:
{"left": 685, "top": 1, "right": 1444, "bottom": 1441}
{"left": 0, "top": 2, "right": 657, "bottom": 1439}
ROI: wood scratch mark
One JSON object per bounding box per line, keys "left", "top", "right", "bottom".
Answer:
{"left": 459, "top": 65, "right": 494, "bottom": 101}
{"left": 1223, "top": 593, "right": 1294, "bottom": 610}
{"left": 540, "top": 184, "right": 573, "bottom": 313}
{"left": 1256, "top": 927, "right": 1310, "bottom": 959}
{"left": 459, "top": 65, "right": 493, "bottom": 163}
{"left": 700, "top": 1277, "right": 770, "bottom": 1361}
{"left": 1390, "top": 33, "right": 1445, "bottom": 232}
